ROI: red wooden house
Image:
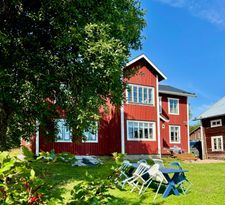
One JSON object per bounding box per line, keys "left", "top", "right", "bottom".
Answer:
{"left": 197, "top": 96, "right": 225, "bottom": 159}
{"left": 32, "top": 55, "right": 195, "bottom": 157}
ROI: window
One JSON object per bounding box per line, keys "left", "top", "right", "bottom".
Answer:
{"left": 210, "top": 119, "right": 222, "bottom": 128}
{"left": 168, "top": 98, "right": 179, "bottom": 115}
{"left": 83, "top": 123, "right": 98, "bottom": 143}
{"left": 169, "top": 125, "right": 180, "bottom": 143}
{"left": 211, "top": 136, "right": 223, "bottom": 151}
{"left": 56, "top": 119, "right": 98, "bottom": 143}
{"left": 127, "top": 120, "right": 156, "bottom": 141}
{"left": 127, "top": 84, "right": 154, "bottom": 105}
{"left": 56, "top": 119, "right": 72, "bottom": 142}
{"left": 159, "top": 97, "right": 162, "bottom": 114}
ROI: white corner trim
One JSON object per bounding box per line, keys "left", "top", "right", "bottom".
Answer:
{"left": 187, "top": 102, "right": 190, "bottom": 153}
{"left": 156, "top": 75, "right": 161, "bottom": 157}
{"left": 200, "top": 122, "right": 205, "bottom": 159}
{"left": 126, "top": 54, "right": 167, "bottom": 80}
{"left": 120, "top": 103, "right": 125, "bottom": 154}
{"left": 35, "top": 120, "right": 40, "bottom": 156}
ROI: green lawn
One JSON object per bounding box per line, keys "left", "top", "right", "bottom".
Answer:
{"left": 31, "top": 157, "right": 225, "bottom": 205}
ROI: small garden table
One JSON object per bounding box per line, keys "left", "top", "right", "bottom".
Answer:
{"left": 159, "top": 168, "right": 188, "bottom": 198}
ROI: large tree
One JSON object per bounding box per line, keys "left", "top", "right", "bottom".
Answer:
{"left": 0, "top": 0, "right": 145, "bottom": 150}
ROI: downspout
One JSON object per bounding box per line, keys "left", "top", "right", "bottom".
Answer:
{"left": 187, "top": 102, "right": 190, "bottom": 153}
{"left": 200, "top": 121, "right": 205, "bottom": 159}
{"left": 35, "top": 120, "right": 40, "bottom": 156}
{"left": 156, "top": 75, "right": 161, "bottom": 158}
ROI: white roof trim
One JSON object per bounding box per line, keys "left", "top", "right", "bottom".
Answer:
{"left": 160, "top": 115, "right": 169, "bottom": 122}
{"left": 126, "top": 54, "right": 167, "bottom": 80}
{"left": 159, "top": 90, "right": 196, "bottom": 97}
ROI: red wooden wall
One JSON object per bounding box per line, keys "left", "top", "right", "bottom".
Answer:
{"left": 124, "top": 60, "right": 159, "bottom": 154}
{"left": 159, "top": 94, "right": 188, "bottom": 154}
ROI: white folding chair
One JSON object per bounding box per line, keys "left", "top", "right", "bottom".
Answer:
{"left": 125, "top": 163, "right": 150, "bottom": 191}
{"left": 115, "top": 160, "right": 132, "bottom": 185}
{"left": 152, "top": 158, "right": 164, "bottom": 168}
{"left": 170, "top": 161, "right": 192, "bottom": 194}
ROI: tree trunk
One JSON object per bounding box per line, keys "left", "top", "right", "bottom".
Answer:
{"left": 0, "top": 103, "right": 10, "bottom": 151}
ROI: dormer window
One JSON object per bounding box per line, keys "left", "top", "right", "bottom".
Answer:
{"left": 210, "top": 119, "right": 222, "bottom": 128}
{"left": 127, "top": 84, "right": 154, "bottom": 105}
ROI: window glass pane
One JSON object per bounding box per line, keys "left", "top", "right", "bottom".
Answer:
{"left": 138, "top": 87, "right": 143, "bottom": 103}
{"left": 133, "top": 86, "right": 137, "bottom": 103}
{"left": 159, "top": 97, "right": 162, "bottom": 113}
{"left": 149, "top": 125, "right": 153, "bottom": 139}
{"left": 84, "top": 127, "right": 97, "bottom": 142}
{"left": 148, "top": 88, "right": 152, "bottom": 104}
{"left": 133, "top": 122, "right": 138, "bottom": 138}
{"left": 139, "top": 122, "right": 143, "bottom": 138}
{"left": 127, "top": 85, "right": 132, "bottom": 102}
{"left": 143, "top": 88, "right": 148, "bottom": 104}
{"left": 56, "top": 119, "right": 71, "bottom": 141}
{"left": 144, "top": 123, "right": 149, "bottom": 138}
{"left": 128, "top": 122, "right": 133, "bottom": 139}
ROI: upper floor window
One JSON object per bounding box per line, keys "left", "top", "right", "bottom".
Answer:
{"left": 210, "top": 119, "right": 222, "bottom": 128}
{"left": 169, "top": 125, "right": 180, "bottom": 143}
{"left": 168, "top": 98, "right": 179, "bottom": 115}
{"left": 211, "top": 136, "right": 223, "bottom": 151}
{"left": 127, "top": 84, "right": 154, "bottom": 105}
{"left": 127, "top": 120, "right": 156, "bottom": 141}
{"left": 56, "top": 119, "right": 72, "bottom": 142}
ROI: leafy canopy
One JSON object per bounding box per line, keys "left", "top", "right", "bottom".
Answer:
{"left": 0, "top": 0, "right": 146, "bottom": 148}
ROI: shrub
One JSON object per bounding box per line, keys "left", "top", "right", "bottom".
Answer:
{"left": 67, "top": 176, "right": 119, "bottom": 205}
{"left": 112, "top": 152, "right": 126, "bottom": 165}
{"left": 0, "top": 151, "right": 56, "bottom": 204}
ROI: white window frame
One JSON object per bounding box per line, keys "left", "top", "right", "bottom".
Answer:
{"left": 126, "top": 84, "right": 155, "bottom": 106}
{"left": 127, "top": 120, "right": 156, "bottom": 141}
{"left": 210, "top": 119, "right": 222, "bottom": 128}
{"left": 159, "top": 96, "right": 162, "bottom": 114}
{"left": 168, "top": 98, "right": 179, "bottom": 115}
{"left": 82, "top": 123, "right": 98, "bottom": 143}
{"left": 211, "top": 136, "right": 223, "bottom": 152}
{"left": 169, "top": 125, "right": 181, "bottom": 144}
{"left": 56, "top": 119, "right": 72, "bottom": 142}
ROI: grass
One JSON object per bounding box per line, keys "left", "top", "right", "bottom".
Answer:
{"left": 29, "top": 156, "right": 225, "bottom": 205}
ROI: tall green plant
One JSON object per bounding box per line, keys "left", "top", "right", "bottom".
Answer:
{"left": 0, "top": 0, "right": 146, "bottom": 150}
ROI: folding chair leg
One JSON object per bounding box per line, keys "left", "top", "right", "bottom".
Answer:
{"left": 153, "top": 181, "right": 162, "bottom": 201}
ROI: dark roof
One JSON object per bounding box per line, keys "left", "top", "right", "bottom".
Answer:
{"left": 159, "top": 85, "right": 196, "bottom": 97}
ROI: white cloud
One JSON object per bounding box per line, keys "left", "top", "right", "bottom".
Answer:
{"left": 154, "top": 0, "right": 225, "bottom": 28}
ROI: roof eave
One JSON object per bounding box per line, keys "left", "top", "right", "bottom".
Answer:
{"left": 159, "top": 90, "right": 196, "bottom": 97}
{"left": 196, "top": 113, "right": 225, "bottom": 121}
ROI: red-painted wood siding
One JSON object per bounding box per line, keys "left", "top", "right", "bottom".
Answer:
{"left": 202, "top": 116, "right": 225, "bottom": 159}
{"left": 39, "top": 103, "right": 121, "bottom": 155}
{"left": 124, "top": 60, "right": 159, "bottom": 154}
{"left": 159, "top": 94, "right": 188, "bottom": 154}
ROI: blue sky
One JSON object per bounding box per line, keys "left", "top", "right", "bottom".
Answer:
{"left": 131, "top": 0, "right": 225, "bottom": 124}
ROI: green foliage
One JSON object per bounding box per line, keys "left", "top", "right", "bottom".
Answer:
{"left": 37, "top": 150, "right": 76, "bottom": 164}
{"left": 0, "top": 0, "right": 146, "bottom": 150}
{"left": 67, "top": 176, "right": 119, "bottom": 205}
{"left": 0, "top": 151, "right": 55, "bottom": 204}
{"left": 22, "top": 146, "right": 34, "bottom": 161}
{"left": 112, "top": 152, "right": 126, "bottom": 165}
{"left": 37, "top": 150, "right": 57, "bottom": 162}
{"left": 189, "top": 123, "right": 200, "bottom": 133}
